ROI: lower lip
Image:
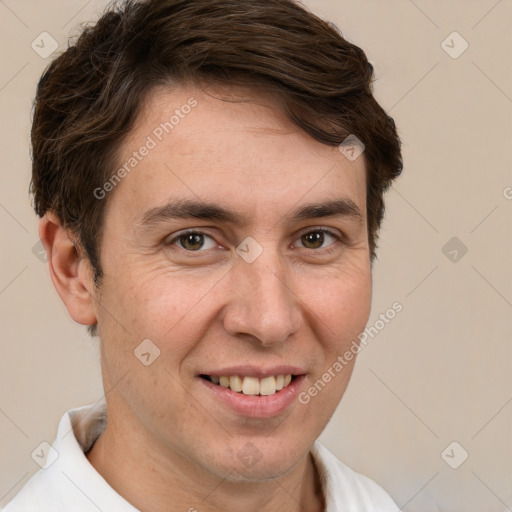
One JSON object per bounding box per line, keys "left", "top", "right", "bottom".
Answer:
{"left": 199, "top": 375, "right": 306, "bottom": 418}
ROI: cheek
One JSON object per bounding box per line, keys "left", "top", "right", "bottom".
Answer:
{"left": 99, "top": 267, "right": 227, "bottom": 358}
{"left": 301, "top": 262, "right": 372, "bottom": 346}
{"left": 297, "top": 267, "right": 371, "bottom": 413}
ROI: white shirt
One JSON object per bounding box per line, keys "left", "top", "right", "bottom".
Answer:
{"left": 2, "top": 403, "right": 398, "bottom": 511}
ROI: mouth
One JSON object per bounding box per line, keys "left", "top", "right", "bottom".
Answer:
{"left": 197, "top": 368, "right": 307, "bottom": 418}
{"left": 199, "top": 374, "right": 297, "bottom": 396}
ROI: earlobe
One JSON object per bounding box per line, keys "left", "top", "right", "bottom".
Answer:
{"left": 39, "top": 213, "right": 98, "bottom": 326}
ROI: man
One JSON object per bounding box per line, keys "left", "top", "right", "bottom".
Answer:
{"left": 3, "top": 0, "right": 402, "bottom": 510}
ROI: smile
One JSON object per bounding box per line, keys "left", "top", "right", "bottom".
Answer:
{"left": 200, "top": 374, "right": 295, "bottom": 396}
{"left": 199, "top": 372, "right": 306, "bottom": 418}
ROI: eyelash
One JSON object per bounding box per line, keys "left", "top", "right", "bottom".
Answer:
{"left": 166, "top": 228, "right": 344, "bottom": 255}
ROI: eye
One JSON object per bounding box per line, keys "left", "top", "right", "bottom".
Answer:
{"left": 169, "top": 231, "right": 217, "bottom": 251}
{"left": 294, "top": 229, "right": 339, "bottom": 250}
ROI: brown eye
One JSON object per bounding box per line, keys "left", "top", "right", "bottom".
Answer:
{"left": 179, "top": 233, "right": 204, "bottom": 251}
{"left": 296, "top": 229, "right": 338, "bottom": 250}
{"left": 301, "top": 232, "right": 324, "bottom": 249}
{"left": 171, "top": 232, "right": 217, "bottom": 251}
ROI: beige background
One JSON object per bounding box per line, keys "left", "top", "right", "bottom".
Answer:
{"left": 1, "top": 1, "right": 511, "bottom": 510}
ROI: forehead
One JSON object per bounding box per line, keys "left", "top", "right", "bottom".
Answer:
{"left": 105, "top": 84, "right": 367, "bottom": 226}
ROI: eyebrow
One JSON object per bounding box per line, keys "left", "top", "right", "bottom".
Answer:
{"left": 137, "top": 197, "right": 363, "bottom": 231}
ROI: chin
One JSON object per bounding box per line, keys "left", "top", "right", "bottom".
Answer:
{"left": 211, "top": 437, "right": 309, "bottom": 483}
{"left": 224, "top": 461, "right": 299, "bottom": 483}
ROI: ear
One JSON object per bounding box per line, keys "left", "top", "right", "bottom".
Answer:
{"left": 39, "top": 212, "right": 97, "bottom": 326}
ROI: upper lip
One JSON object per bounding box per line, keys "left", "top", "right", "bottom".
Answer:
{"left": 200, "top": 365, "right": 306, "bottom": 378}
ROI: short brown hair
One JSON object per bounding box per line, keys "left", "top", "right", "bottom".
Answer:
{"left": 31, "top": 0, "right": 402, "bottom": 278}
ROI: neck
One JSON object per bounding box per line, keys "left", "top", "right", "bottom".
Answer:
{"left": 86, "top": 416, "right": 324, "bottom": 512}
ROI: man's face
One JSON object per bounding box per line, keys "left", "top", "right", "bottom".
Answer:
{"left": 92, "top": 84, "right": 371, "bottom": 480}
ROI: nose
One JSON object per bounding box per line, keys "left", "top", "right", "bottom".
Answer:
{"left": 221, "top": 248, "right": 302, "bottom": 347}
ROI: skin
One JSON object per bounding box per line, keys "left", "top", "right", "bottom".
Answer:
{"left": 41, "top": 84, "right": 372, "bottom": 512}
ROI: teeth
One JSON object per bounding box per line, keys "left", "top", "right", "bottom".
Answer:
{"left": 259, "top": 376, "right": 276, "bottom": 396}
{"left": 229, "top": 375, "right": 243, "bottom": 392}
{"left": 242, "top": 376, "right": 260, "bottom": 395}
{"left": 208, "top": 374, "right": 294, "bottom": 396}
